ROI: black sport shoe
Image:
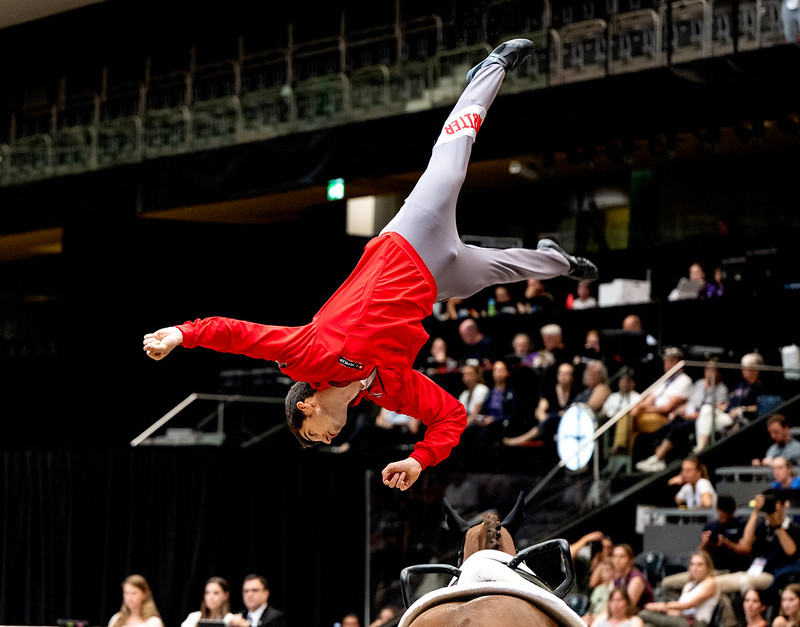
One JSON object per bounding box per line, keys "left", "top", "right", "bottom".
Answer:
{"left": 537, "top": 239, "right": 599, "bottom": 282}
{"left": 466, "top": 38, "right": 534, "bottom": 84}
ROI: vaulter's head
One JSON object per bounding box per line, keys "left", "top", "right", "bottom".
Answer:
{"left": 285, "top": 381, "right": 348, "bottom": 447}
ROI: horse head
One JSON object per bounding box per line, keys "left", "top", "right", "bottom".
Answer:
{"left": 442, "top": 491, "right": 525, "bottom": 563}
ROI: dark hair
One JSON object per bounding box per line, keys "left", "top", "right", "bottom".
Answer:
{"left": 285, "top": 381, "right": 318, "bottom": 447}
{"left": 717, "top": 494, "right": 736, "bottom": 515}
{"left": 243, "top": 574, "right": 269, "bottom": 590}
{"left": 200, "top": 576, "right": 231, "bottom": 618}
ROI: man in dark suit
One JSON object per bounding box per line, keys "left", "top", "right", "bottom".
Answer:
{"left": 229, "top": 574, "right": 287, "bottom": 627}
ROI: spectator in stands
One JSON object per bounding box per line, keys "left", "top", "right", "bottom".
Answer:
{"left": 637, "top": 358, "right": 729, "bottom": 471}
{"left": 727, "top": 353, "right": 768, "bottom": 425}
{"left": 181, "top": 577, "right": 233, "bottom": 627}
{"left": 510, "top": 332, "right": 537, "bottom": 368}
{"left": 583, "top": 560, "right": 615, "bottom": 625}
{"left": 753, "top": 414, "right": 800, "bottom": 467}
{"left": 574, "top": 329, "right": 603, "bottom": 369}
{"left": 668, "top": 262, "right": 722, "bottom": 302}
{"left": 492, "top": 285, "right": 519, "bottom": 315}
{"left": 714, "top": 488, "right": 800, "bottom": 595}
{"left": 621, "top": 314, "right": 659, "bottom": 364}
{"left": 591, "top": 586, "right": 644, "bottom": 627}
{"left": 503, "top": 361, "right": 576, "bottom": 447}
{"left": 639, "top": 551, "right": 719, "bottom": 627}
{"left": 772, "top": 583, "right": 800, "bottom": 627}
{"left": 569, "top": 530, "right": 614, "bottom": 580}
{"left": 109, "top": 574, "right": 164, "bottom": 627}
{"left": 661, "top": 495, "right": 748, "bottom": 598}
{"left": 340, "top": 613, "right": 361, "bottom": 627}
{"left": 771, "top": 456, "right": 800, "bottom": 490}
{"left": 667, "top": 456, "right": 717, "bottom": 509}
{"left": 611, "top": 544, "right": 654, "bottom": 610}
{"left": 531, "top": 323, "right": 570, "bottom": 386}
{"left": 572, "top": 360, "right": 612, "bottom": 415}
{"left": 604, "top": 368, "right": 643, "bottom": 456}
{"left": 571, "top": 279, "right": 598, "bottom": 310}
{"left": 457, "top": 318, "right": 494, "bottom": 369}
{"left": 421, "top": 337, "right": 458, "bottom": 376}
{"left": 460, "top": 359, "right": 517, "bottom": 449}
{"left": 633, "top": 348, "right": 693, "bottom": 471}
{"left": 742, "top": 588, "right": 767, "bottom": 627}
{"left": 229, "top": 575, "right": 286, "bottom": 627}
{"left": 520, "top": 278, "right": 555, "bottom": 315}
{"left": 457, "top": 364, "right": 490, "bottom": 426}
{"left": 369, "top": 604, "right": 400, "bottom": 627}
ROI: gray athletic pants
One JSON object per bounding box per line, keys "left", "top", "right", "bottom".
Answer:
{"left": 380, "top": 64, "right": 570, "bottom": 302}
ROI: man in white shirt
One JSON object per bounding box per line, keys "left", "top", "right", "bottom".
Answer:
{"left": 603, "top": 368, "right": 643, "bottom": 455}
{"left": 632, "top": 347, "right": 693, "bottom": 471}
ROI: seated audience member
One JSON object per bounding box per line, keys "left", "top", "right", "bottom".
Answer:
{"left": 667, "top": 456, "right": 717, "bottom": 509}
{"left": 443, "top": 297, "right": 471, "bottom": 321}
{"left": 668, "top": 262, "right": 721, "bottom": 302}
{"left": 753, "top": 414, "right": 800, "bottom": 467}
{"left": 661, "top": 495, "right": 748, "bottom": 597}
{"left": 603, "top": 369, "right": 643, "bottom": 455}
{"left": 632, "top": 348, "right": 693, "bottom": 469}
{"left": 229, "top": 574, "right": 286, "bottom": 627}
{"left": 611, "top": 544, "right": 654, "bottom": 610}
{"left": 742, "top": 588, "right": 767, "bottom": 627}
{"left": 520, "top": 277, "right": 555, "bottom": 314}
{"left": 772, "top": 583, "right": 800, "bottom": 627}
{"left": 637, "top": 359, "right": 728, "bottom": 471}
{"left": 457, "top": 318, "right": 494, "bottom": 369}
{"left": 638, "top": 551, "right": 719, "bottom": 627}
{"left": 109, "top": 574, "right": 164, "bottom": 627}
{"left": 727, "top": 352, "right": 768, "bottom": 424}
{"left": 369, "top": 604, "right": 401, "bottom": 627}
{"left": 510, "top": 332, "right": 538, "bottom": 368}
{"left": 583, "top": 559, "right": 615, "bottom": 625}
{"left": 460, "top": 359, "right": 517, "bottom": 449}
{"left": 333, "top": 406, "right": 421, "bottom": 454}
{"left": 571, "top": 279, "right": 598, "bottom": 310}
{"left": 771, "top": 456, "right": 800, "bottom": 490}
{"left": 573, "top": 329, "right": 603, "bottom": 370}
{"left": 340, "top": 613, "right": 361, "bottom": 627}
{"left": 531, "top": 323, "right": 571, "bottom": 385}
{"left": 457, "top": 364, "right": 490, "bottom": 426}
{"left": 570, "top": 530, "right": 615, "bottom": 594}
{"left": 181, "top": 577, "right": 233, "bottom": 627}
{"left": 591, "top": 586, "right": 644, "bottom": 627}
{"left": 503, "top": 361, "right": 577, "bottom": 447}
{"left": 621, "top": 314, "right": 659, "bottom": 365}
{"left": 714, "top": 488, "right": 800, "bottom": 595}
{"left": 572, "top": 359, "right": 612, "bottom": 415}
{"left": 421, "top": 337, "right": 458, "bottom": 376}
{"left": 492, "top": 284, "right": 520, "bottom": 315}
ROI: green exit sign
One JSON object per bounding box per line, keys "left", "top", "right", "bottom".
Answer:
{"left": 327, "top": 178, "right": 345, "bottom": 201}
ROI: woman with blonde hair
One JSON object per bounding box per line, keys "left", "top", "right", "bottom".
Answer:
{"left": 181, "top": 576, "right": 234, "bottom": 627}
{"left": 773, "top": 583, "right": 800, "bottom": 627}
{"left": 108, "top": 574, "right": 163, "bottom": 627}
{"left": 638, "top": 551, "right": 718, "bottom": 627}
{"left": 591, "top": 586, "right": 644, "bottom": 627}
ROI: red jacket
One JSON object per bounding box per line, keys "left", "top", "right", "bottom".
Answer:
{"left": 177, "top": 232, "right": 466, "bottom": 469}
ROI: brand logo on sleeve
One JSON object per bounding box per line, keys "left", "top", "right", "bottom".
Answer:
{"left": 339, "top": 356, "right": 365, "bottom": 370}
{"left": 434, "top": 104, "right": 486, "bottom": 147}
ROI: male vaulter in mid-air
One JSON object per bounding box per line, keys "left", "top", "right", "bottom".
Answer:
{"left": 143, "top": 39, "right": 598, "bottom": 491}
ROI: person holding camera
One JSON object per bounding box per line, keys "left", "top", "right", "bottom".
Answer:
{"left": 713, "top": 488, "right": 800, "bottom": 595}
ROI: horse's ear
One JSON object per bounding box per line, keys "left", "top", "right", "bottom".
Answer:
{"left": 442, "top": 498, "right": 471, "bottom": 534}
{"left": 501, "top": 491, "right": 525, "bottom": 537}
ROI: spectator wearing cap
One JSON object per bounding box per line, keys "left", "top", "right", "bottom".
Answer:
{"left": 631, "top": 347, "right": 693, "bottom": 468}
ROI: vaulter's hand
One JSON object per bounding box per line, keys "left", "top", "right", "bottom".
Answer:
{"left": 381, "top": 457, "right": 423, "bottom": 491}
{"left": 143, "top": 326, "right": 183, "bottom": 361}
